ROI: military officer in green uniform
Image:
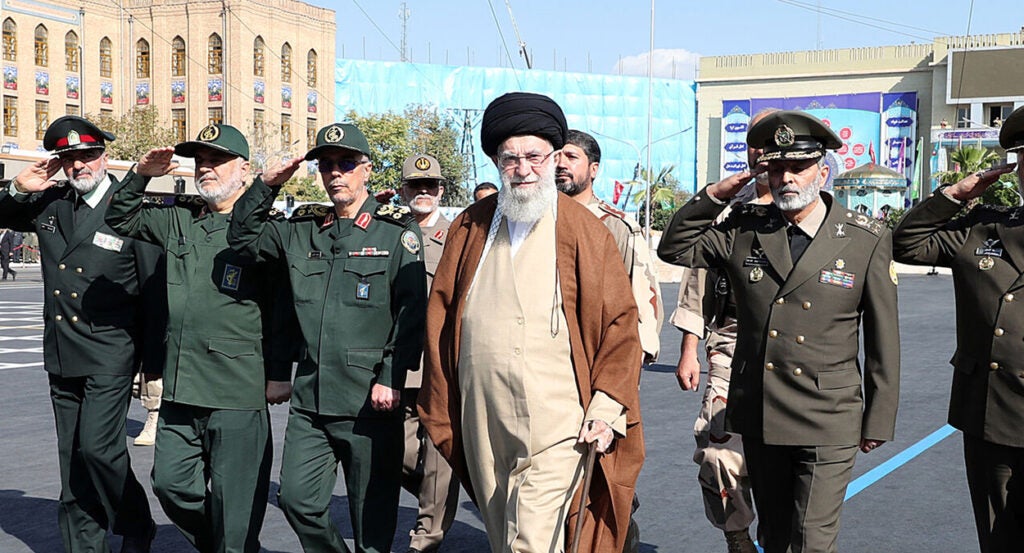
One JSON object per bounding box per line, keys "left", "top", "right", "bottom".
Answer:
{"left": 658, "top": 111, "right": 901, "bottom": 553}
{"left": 892, "top": 106, "right": 1024, "bottom": 553}
{"left": 0, "top": 116, "right": 161, "bottom": 553}
{"left": 227, "top": 122, "right": 427, "bottom": 553}
{"left": 395, "top": 153, "right": 460, "bottom": 553}
{"left": 104, "top": 124, "right": 295, "bottom": 553}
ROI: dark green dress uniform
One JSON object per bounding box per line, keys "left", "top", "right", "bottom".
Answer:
{"left": 893, "top": 188, "right": 1024, "bottom": 552}
{"left": 0, "top": 173, "right": 161, "bottom": 552}
{"left": 105, "top": 170, "right": 293, "bottom": 553}
{"left": 227, "top": 177, "right": 427, "bottom": 553}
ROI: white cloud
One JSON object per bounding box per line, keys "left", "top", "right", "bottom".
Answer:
{"left": 613, "top": 48, "right": 701, "bottom": 80}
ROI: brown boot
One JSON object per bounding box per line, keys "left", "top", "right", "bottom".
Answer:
{"left": 724, "top": 529, "right": 757, "bottom": 553}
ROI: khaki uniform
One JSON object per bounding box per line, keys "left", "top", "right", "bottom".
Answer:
{"left": 401, "top": 213, "right": 461, "bottom": 552}
{"left": 658, "top": 189, "right": 900, "bottom": 553}
{"left": 893, "top": 191, "right": 1024, "bottom": 552}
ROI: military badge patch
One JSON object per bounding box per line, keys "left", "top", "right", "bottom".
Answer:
{"left": 975, "top": 239, "right": 1004, "bottom": 257}
{"left": 749, "top": 267, "right": 764, "bottom": 282}
{"left": 199, "top": 125, "right": 220, "bottom": 141}
{"left": 401, "top": 230, "right": 421, "bottom": 254}
{"left": 774, "top": 125, "right": 796, "bottom": 147}
{"left": 415, "top": 156, "right": 431, "bottom": 170}
{"left": 221, "top": 264, "right": 242, "bottom": 291}
{"left": 820, "top": 269, "right": 855, "bottom": 289}
{"left": 92, "top": 232, "right": 124, "bottom": 252}
{"left": 979, "top": 256, "right": 995, "bottom": 271}
{"left": 889, "top": 260, "right": 898, "bottom": 285}
{"left": 325, "top": 125, "right": 344, "bottom": 143}
{"left": 354, "top": 212, "right": 371, "bottom": 229}
{"left": 356, "top": 278, "right": 370, "bottom": 300}
{"left": 67, "top": 130, "right": 81, "bottom": 146}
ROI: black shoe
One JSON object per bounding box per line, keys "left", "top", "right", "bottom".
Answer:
{"left": 120, "top": 520, "right": 156, "bottom": 553}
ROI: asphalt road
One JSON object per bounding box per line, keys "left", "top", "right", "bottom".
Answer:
{"left": 0, "top": 271, "right": 979, "bottom": 552}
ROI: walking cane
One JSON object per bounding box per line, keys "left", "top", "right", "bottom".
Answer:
{"left": 570, "top": 440, "right": 599, "bottom": 553}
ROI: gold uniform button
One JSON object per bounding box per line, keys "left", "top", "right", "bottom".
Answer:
{"left": 775, "top": 298, "right": 785, "bottom": 305}
{"left": 994, "top": 328, "right": 1005, "bottom": 337}
{"left": 70, "top": 315, "right": 79, "bottom": 323}
{"left": 55, "top": 315, "right": 63, "bottom": 321}
{"left": 796, "top": 335, "right": 805, "bottom": 344}
{"left": 793, "top": 368, "right": 803, "bottom": 376}
{"left": 70, "top": 292, "right": 78, "bottom": 299}
{"left": 990, "top": 362, "right": 1000, "bottom": 370}
{"left": 76, "top": 267, "right": 84, "bottom": 273}
{"left": 1005, "top": 293, "right": 1016, "bottom": 302}
{"left": 513, "top": 347, "right": 522, "bottom": 355}
{"left": 765, "top": 362, "right": 775, "bottom": 371}
{"left": 516, "top": 317, "right": 524, "bottom": 325}
{"left": 802, "top": 301, "right": 812, "bottom": 310}
{"left": 768, "top": 330, "right": 779, "bottom": 338}
{"left": 58, "top": 263, "right": 66, "bottom": 270}
{"left": 53, "top": 290, "right": 61, "bottom": 296}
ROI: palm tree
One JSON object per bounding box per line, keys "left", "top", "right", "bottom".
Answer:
{"left": 934, "top": 145, "right": 1002, "bottom": 185}
{"left": 631, "top": 165, "right": 679, "bottom": 208}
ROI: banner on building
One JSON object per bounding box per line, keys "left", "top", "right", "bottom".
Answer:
{"left": 136, "top": 82, "right": 150, "bottom": 105}
{"left": 2, "top": 66, "right": 15, "bottom": 90}
{"left": 307, "top": 91, "right": 317, "bottom": 113}
{"left": 171, "top": 80, "right": 185, "bottom": 103}
{"left": 35, "top": 71, "right": 48, "bottom": 95}
{"left": 100, "top": 81, "right": 113, "bottom": 104}
{"left": 208, "top": 78, "right": 223, "bottom": 102}
{"left": 66, "top": 76, "right": 79, "bottom": 99}
{"left": 881, "top": 92, "right": 917, "bottom": 181}
{"left": 254, "top": 80, "right": 265, "bottom": 104}
{"left": 282, "top": 86, "right": 292, "bottom": 109}
{"left": 720, "top": 100, "right": 752, "bottom": 177}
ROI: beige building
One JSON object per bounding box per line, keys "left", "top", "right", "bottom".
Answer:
{"left": 1, "top": 0, "right": 335, "bottom": 164}
{"left": 697, "top": 30, "right": 1024, "bottom": 192}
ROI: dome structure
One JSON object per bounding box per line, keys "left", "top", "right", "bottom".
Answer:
{"left": 832, "top": 162, "right": 908, "bottom": 216}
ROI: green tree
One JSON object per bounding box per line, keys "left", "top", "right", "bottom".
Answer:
{"left": 90, "top": 106, "right": 178, "bottom": 161}
{"left": 632, "top": 165, "right": 691, "bottom": 231}
{"left": 980, "top": 172, "right": 1022, "bottom": 208}
{"left": 244, "top": 117, "right": 328, "bottom": 202}
{"left": 933, "top": 145, "right": 1002, "bottom": 185}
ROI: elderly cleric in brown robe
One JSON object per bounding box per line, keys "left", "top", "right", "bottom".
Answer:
{"left": 418, "top": 92, "right": 645, "bottom": 553}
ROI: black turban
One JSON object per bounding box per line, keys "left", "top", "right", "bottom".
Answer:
{"left": 480, "top": 92, "right": 568, "bottom": 156}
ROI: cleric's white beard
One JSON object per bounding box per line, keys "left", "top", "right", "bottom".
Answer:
{"left": 195, "top": 175, "right": 244, "bottom": 205}
{"left": 69, "top": 168, "right": 106, "bottom": 195}
{"left": 773, "top": 171, "right": 823, "bottom": 212}
{"left": 498, "top": 167, "right": 557, "bottom": 224}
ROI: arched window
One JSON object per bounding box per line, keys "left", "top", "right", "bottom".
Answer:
{"left": 253, "top": 36, "right": 265, "bottom": 77}
{"left": 208, "top": 33, "right": 223, "bottom": 74}
{"left": 2, "top": 19, "right": 15, "bottom": 62}
{"left": 99, "top": 37, "right": 112, "bottom": 77}
{"left": 280, "top": 43, "right": 291, "bottom": 83}
{"left": 34, "top": 24, "right": 48, "bottom": 66}
{"left": 65, "top": 31, "right": 79, "bottom": 71}
{"left": 171, "top": 36, "right": 185, "bottom": 77}
{"left": 307, "top": 49, "right": 317, "bottom": 87}
{"left": 136, "top": 38, "right": 150, "bottom": 78}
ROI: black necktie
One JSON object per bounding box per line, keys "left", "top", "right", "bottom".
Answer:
{"left": 788, "top": 225, "right": 810, "bottom": 264}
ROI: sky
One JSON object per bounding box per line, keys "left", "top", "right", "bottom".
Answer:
{"left": 318, "top": 0, "right": 1023, "bottom": 79}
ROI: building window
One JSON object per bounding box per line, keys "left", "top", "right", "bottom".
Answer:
{"left": 307, "top": 118, "right": 317, "bottom": 150}
{"left": 253, "top": 36, "right": 265, "bottom": 77}
{"left": 988, "top": 104, "right": 1014, "bottom": 128}
{"left": 253, "top": 108, "right": 264, "bottom": 129}
{"left": 172, "top": 109, "right": 186, "bottom": 142}
{"left": 136, "top": 39, "right": 150, "bottom": 79}
{"left": 3, "top": 96, "right": 16, "bottom": 135}
{"left": 65, "top": 31, "right": 79, "bottom": 71}
{"left": 171, "top": 36, "right": 185, "bottom": 77}
{"left": 66, "top": 104, "right": 80, "bottom": 116}
{"left": 955, "top": 105, "right": 970, "bottom": 129}
{"left": 35, "top": 101, "right": 48, "bottom": 140}
{"left": 208, "top": 107, "right": 223, "bottom": 126}
{"left": 100, "top": 108, "right": 113, "bottom": 119}
{"left": 99, "top": 37, "right": 112, "bottom": 78}
{"left": 281, "top": 114, "right": 291, "bottom": 149}
{"left": 34, "top": 25, "right": 48, "bottom": 66}
{"left": 208, "top": 33, "right": 223, "bottom": 74}
{"left": 2, "top": 19, "right": 15, "bottom": 62}
{"left": 281, "top": 43, "right": 292, "bottom": 83}
{"left": 307, "top": 50, "right": 317, "bottom": 87}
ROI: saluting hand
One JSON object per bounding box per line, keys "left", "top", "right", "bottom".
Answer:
{"left": 705, "top": 165, "right": 767, "bottom": 202}
{"left": 370, "top": 383, "right": 400, "bottom": 411}
{"left": 578, "top": 420, "right": 615, "bottom": 454}
{"left": 136, "top": 147, "right": 179, "bottom": 177}
{"left": 13, "top": 158, "right": 63, "bottom": 194}
{"left": 374, "top": 188, "right": 397, "bottom": 204}
{"left": 262, "top": 156, "right": 305, "bottom": 187}
{"left": 944, "top": 163, "right": 1017, "bottom": 202}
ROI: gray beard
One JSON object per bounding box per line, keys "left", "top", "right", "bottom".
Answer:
{"left": 69, "top": 169, "right": 106, "bottom": 195}
{"left": 773, "top": 172, "right": 822, "bottom": 212}
{"left": 408, "top": 195, "right": 439, "bottom": 215}
{"left": 499, "top": 168, "right": 557, "bottom": 224}
{"left": 195, "top": 177, "right": 243, "bottom": 205}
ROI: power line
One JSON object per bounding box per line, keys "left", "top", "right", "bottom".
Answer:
{"left": 350, "top": 0, "right": 405, "bottom": 60}
{"left": 954, "top": 0, "right": 976, "bottom": 105}
{"left": 776, "top": 0, "right": 935, "bottom": 42}
{"left": 485, "top": 0, "right": 522, "bottom": 88}
{"left": 781, "top": 0, "right": 946, "bottom": 37}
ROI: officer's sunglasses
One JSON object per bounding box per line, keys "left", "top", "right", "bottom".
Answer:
{"left": 318, "top": 158, "right": 369, "bottom": 173}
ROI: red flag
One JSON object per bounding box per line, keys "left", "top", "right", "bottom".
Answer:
{"left": 612, "top": 180, "right": 625, "bottom": 204}
{"left": 869, "top": 141, "right": 876, "bottom": 164}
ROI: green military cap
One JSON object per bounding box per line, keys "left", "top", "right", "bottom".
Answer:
{"left": 305, "top": 123, "right": 371, "bottom": 161}
{"left": 175, "top": 124, "right": 250, "bottom": 160}
{"left": 998, "top": 105, "right": 1024, "bottom": 153}
{"left": 43, "top": 115, "right": 116, "bottom": 155}
{"left": 747, "top": 110, "right": 842, "bottom": 162}
{"left": 402, "top": 154, "right": 445, "bottom": 182}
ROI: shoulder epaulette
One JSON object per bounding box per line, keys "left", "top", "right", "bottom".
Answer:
{"left": 374, "top": 203, "right": 413, "bottom": 225}
{"left": 268, "top": 207, "right": 286, "bottom": 221}
{"left": 290, "top": 204, "right": 331, "bottom": 220}
{"left": 976, "top": 203, "right": 1013, "bottom": 214}
{"left": 596, "top": 199, "right": 626, "bottom": 219}
{"left": 739, "top": 204, "right": 771, "bottom": 218}
{"left": 844, "top": 210, "right": 886, "bottom": 235}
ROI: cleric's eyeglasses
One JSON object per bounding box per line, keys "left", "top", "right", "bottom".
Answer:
{"left": 318, "top": 158, "right": 369, "bottom": 173}
{"left": 497, "top": 150, "right": 555, "bottom": 170}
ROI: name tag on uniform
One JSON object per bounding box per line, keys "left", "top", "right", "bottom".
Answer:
{"left": 221, "top": 264, "right": 242, "bottom": 291}
{"left": 820, "top": 269, "right": 855, "bottom": 289}
{"left": 92, "top": 232, "right": 124, "bottom": 252}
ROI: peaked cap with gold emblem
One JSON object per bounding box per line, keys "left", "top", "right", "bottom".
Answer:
{"left": 998, "top": 105, "right": 1024, "bottom": 153}
{"left": 174, "top": 124, "right": 250, "bottom": 160}
{"left": 43, "top": 116, "right": 116, "bottom": 155}
{"left": 747, "top": 110, "right": 842, "bottom": 162}
{"left": 401, "top": 153, "right": 445, "bottom": 182}
{"left": 305, "top": 122, "right": 371, "bottom": 161}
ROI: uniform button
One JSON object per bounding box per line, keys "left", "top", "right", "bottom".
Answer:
{"left": 516, "top": 317, "right": 524, "bottom": 325}
{"left": 205, "top": 236, "right": 213, "bottom": 243}
{"left": 765, "top": 362, "right": 774, "bottom": 371}
{"left": 70, "top": 292, "right": 78, "bottom": 299}
{"left": 53, "top": 289, "right": 61, "bottom": 296}
{"left": 58, "top": 263, "right": 66, "bottom": 270}
{"left": 513, "top": 347, "right": 522, "bottom": 355}
{"left": 55, "top": 315, "right": 63, "bottom": 321}
{"left": 802, "top": 301, "right": 812, "bottom": 310}
{"left": 1006, "top": 293, "right": 1016, "bottom": 302}
{"left": 70, "top": 315, "right": 79, "bottom": 323}
{"left": 775, "top": 298, "right": 785, "bottom": 305}
{"left": 768, "top": 330, "right": 779, "bottom": 338}
{"left": 796, "top": 335, "right": 805, "bottom": 344}
{"left": 990, "top": 362, "right": 1000, "bottom": 370}
{"left": 994, "top": 328, "right": 1005, "bottom": 337}
{"left": 75, "top": 267, "right": 83, "bottom": 273}
{"left": 793, "top": 367, "right": 803, "bottom": 376}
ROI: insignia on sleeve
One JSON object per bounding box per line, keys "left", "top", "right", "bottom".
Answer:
{"left": 401, "top": 230, "right": 421, "bottom": 255}
{"left": 889, "top": 260, "right": 898, "bottom": 285}
{"left": 740, "top": 204, "right": 770, "bottom": 218}
{"left": 375, "top": 203, "right": 412, "bottom": 225}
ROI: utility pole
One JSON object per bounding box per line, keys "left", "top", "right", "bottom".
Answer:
{"left": 398, "top": 2, "right": 410, "bottom": 62}
{"left": 504, "top": 0, "right": 532, "bottom": 68}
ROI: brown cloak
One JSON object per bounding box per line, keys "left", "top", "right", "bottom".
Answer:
{"left": 418, "top": 192, "right": 645, "bottom": 552}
